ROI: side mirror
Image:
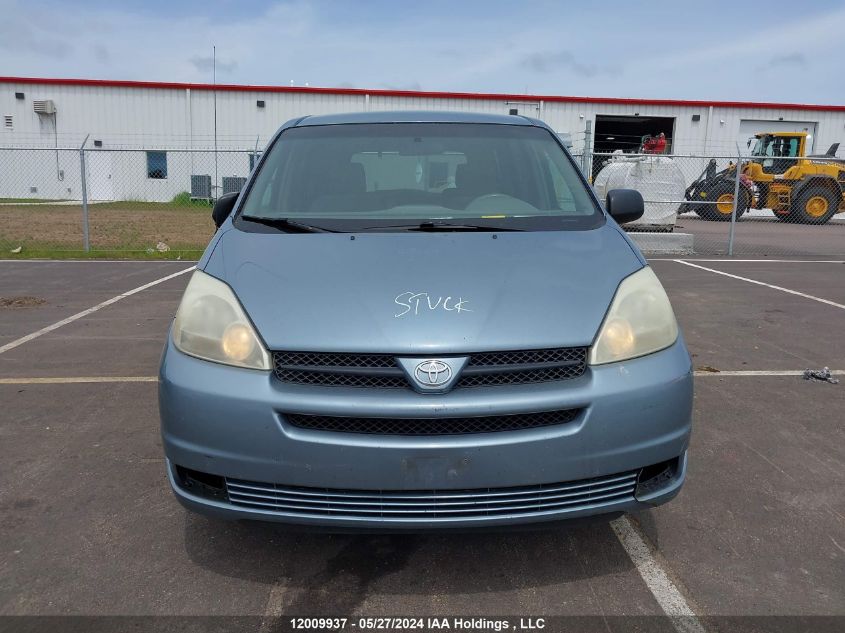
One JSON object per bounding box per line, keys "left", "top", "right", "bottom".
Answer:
{"left": 605, "top": 189, "right": 644, "bottom": 225}
{"left": 212, "top": 192, "right": 239, "bottom": 228}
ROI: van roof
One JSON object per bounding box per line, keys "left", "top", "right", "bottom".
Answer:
{"left": 295, "top": 111, "right": 537, "bottom": 126}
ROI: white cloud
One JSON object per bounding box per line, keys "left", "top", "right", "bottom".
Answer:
{"left": 0, "top": 0, "right": 843, "bottom": 103}
{"left": 190, "top": 55, "right": 237, "bottom": 74}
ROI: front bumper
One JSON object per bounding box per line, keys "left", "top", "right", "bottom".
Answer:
{"left": 159, "top": 336, "right": 693, "bottom": 529}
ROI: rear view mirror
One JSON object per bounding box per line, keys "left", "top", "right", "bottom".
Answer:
{"left": 212, "top": 192, "right": 239, "bottom": 228}
{"left": 605, "top": 189, "right": 644, "bottom": 224}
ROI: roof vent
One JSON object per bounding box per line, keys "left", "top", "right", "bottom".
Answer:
{"left": 33, "top": 100, "right": 57, "bottom": 115}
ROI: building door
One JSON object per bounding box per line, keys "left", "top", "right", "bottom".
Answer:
{"left": 86, "top": 151, "right": 115, "bottom": 201}
{"left": 594, "top": 114, "right": 676, "bottom": 154}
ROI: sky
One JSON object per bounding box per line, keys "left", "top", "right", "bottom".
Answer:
{"left": 2, "top": 0, "right": 845, "bottom": 104}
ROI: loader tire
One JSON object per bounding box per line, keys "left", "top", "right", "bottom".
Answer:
{"left": 790, "top": 186, "right": 839, "bottom": 225}
{"left": 695, "top": 180, "right": 750, "bottom": 221}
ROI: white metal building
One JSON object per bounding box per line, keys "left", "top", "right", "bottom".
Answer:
{"left": 2, "top": 76, "right": 844, "bottom": 202}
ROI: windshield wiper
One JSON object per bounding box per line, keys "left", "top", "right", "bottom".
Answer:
{"left": 360, "top": 221, "right": 522, "bottom": 232}
{"left": 240, "top": 215, "right": 340, "bottom": 233}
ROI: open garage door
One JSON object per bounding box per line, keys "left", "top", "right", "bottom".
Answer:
{"left": 594, "top": 114, "right": 675, "bottom": 154}
{"left": 738, "top": 120, "right": 817, "bottom": 153}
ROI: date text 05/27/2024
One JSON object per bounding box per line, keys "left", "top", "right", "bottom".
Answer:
{"left": 288, "top": 617, "right": 547, "bottom": 631}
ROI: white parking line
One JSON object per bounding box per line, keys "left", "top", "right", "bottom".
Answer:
{"left": 695, "top": 369, "right": 844, "bottom": 377}
{"left": 0, "top": 266, "right": 194, "bottom": 355}
{"left": 4, "top": 370, "right": 840, "bottom": 385}
{"left": 610, "top": 516, "right": 706, "bottom": 633}
{"left": 674, "top": 260, "right": 845, "bottom": 310}
{"left": 0, "top": 259, "right": 199, "bottom": 263}
{"left": 0, "top": 376, "right": 158, "bottom": 384}
{"left": 260, "top": 585, "right": 290, "bottom": 633}
{"left": 659, "top": 259, "right": 845, "bottom": 264}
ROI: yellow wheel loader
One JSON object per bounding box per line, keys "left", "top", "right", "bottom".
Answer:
{"left": 681, "top": 132, "right": 845, "bottom": 224}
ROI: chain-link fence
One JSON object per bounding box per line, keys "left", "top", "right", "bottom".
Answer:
{"left": 573, "top": 146, "right": 845, "bottom": 258}
{"left": 0, "top": 146, "right": 260, "bottom": 256}
{"left": 1, "top": 141, "right": 843, "bottom": 258}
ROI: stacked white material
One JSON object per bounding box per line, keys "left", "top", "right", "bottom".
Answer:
{"left": 593, "top": 156, "right": 686, "bottom": 229}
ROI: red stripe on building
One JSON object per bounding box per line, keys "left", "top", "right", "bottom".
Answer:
{"left": 2, "top": 76, "right": 844, "bottom": 112}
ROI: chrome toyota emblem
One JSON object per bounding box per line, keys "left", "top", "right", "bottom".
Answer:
{"left": 414, "top": 360, "right": 452, "bottom": 387}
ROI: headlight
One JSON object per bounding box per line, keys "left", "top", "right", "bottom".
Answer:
{"left": 172, "top": 270, "right": 271, "bottom": 370}
{"left": 589, "top": 267, "right": 678, "bottom": 365}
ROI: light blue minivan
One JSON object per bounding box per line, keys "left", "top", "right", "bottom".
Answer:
{"left": 159, "top": 111, "right": 692, "bottom": 529}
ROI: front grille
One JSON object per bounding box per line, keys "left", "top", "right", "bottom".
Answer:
{"left": 225, "top": 470, "right": 638, "bottom": 520}
{"left": 275, "top": 351, "right": 396, "bottom": 368}
{"left": 284, "top": 409, "right": 580, "bottom": 436}
{"left": 273, "top": 351, "right": 407, "bottom": 389}
{"left": 457, "top": 347, "right": 587, "bottom": 387}
{"left": 456, "top": 364, "right": 584, "bottom": 388}
{"left": 274, "top": 369, "right": 408, "bottom": 389}
{"left": 467, "top": 348, "right": 583, "bottom": 366}
{"left": 272, "top": 347, "right": 587, "bottom": 390}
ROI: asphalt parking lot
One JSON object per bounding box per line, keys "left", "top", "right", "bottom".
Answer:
{"left": 675, "top": 214, "right": 845, "bottom": 259}
{"left": 0, "top": 257, "right": 843, "bottom": 632}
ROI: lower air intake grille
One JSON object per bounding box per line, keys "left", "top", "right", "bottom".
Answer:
{"left": 224, "top": 470, "right": 638, "bottom": 520}
{"left": 284, "top": 409, "right": 580, "bottom": 435}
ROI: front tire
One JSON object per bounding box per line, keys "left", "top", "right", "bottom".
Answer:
{"left": 694, "top": 180, "right": 750, "bottom": 221}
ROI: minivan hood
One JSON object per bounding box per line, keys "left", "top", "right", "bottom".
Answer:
{"left": 205, "top": 225, "right": 643, "bottom": 353}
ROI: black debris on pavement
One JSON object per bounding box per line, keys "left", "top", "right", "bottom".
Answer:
{"left": 803, "top": 367, "right": 840, "bottom": 384}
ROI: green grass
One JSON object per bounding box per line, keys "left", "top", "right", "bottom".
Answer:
{"left": 82, "top": 200, "right": 213, "bottom": 212}
{"left": 0, "top": 198, "right": 212, "bottom": 210}
{"left": 170, "top": 191, "right": 213, "bottom": 207}
{"left": 0, "top": 198, "right": 215, "bottom": 259}
{"left": 1, "top": 246, "right": 204, "bottom": 260}
{"left": 0, "top": 198, "right": 70, "bottom": 204}
{"left": 0, "top": 201, "right": 214, "bottom": 260}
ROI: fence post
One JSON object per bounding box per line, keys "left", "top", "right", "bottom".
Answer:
{"left": 582, "top": 120, "right": 592, "bottom": 177}
{"left": 727, "top": 143, "right": 742, "bottom": 256}
{"left": 79, "top": 134, "right": 90, "bottom": 252}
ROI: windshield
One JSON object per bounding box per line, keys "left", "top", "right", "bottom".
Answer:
{"left": 238, "top": 123, "right": 602, "bottom": 232}
{"left": 751, "top": 135, "right": 800, "bottom": 158}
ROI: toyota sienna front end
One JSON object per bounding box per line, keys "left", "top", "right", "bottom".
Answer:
{"left": 159, "top": 111, "right": 693, "bottom": 529}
